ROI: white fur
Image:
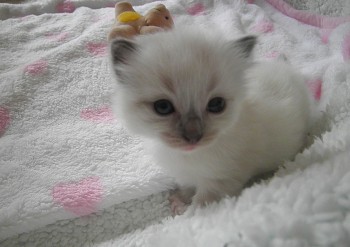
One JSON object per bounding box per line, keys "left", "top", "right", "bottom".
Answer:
{"left": 110, "top": 28, "right": 313, "bottom": 207}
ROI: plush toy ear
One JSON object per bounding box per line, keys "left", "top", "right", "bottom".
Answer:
{"left": 110, "top": 38, "right": 137, "bottom": 65}
{"left": 232, "top": 35, "right": 257, "bottom": 58}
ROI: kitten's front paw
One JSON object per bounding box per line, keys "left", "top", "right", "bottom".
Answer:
{"left": 169, "top": 194, "right": 188, "bottom": 216}
{"left": 168, "top": 187, "right": 195, "bottom": 216}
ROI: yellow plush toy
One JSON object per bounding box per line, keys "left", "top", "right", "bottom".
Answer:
{"left": 108, "top": 2, "right": 174, "bottom": 40}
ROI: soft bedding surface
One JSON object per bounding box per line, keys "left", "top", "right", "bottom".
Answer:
{"left": 1, "top": 0, "right": 350, "bottom": 246}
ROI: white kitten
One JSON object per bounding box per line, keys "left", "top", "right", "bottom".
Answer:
{"left": 109, "top": 28, "right": 313, "bottom": 214}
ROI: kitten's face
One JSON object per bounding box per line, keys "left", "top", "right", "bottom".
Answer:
{"left": 110, "top": 30, "right": 255, "bottom": 151}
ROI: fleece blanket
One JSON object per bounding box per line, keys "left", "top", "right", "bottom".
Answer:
{"left": 1, "top": 0, "right": 350, "bottom": 246}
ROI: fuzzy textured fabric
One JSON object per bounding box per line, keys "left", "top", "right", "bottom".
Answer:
{"left": 284, "top": 0, "right": 350, "bottom": 17}
{"left": 1, "top": 0, "right": 350, "bottom": 246}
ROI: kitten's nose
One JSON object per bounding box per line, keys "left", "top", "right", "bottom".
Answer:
{"left": 183, "top": 132, "right": 203, "bottom": 144}
{"left": 181, "top": 116, "right": 203, "bottom": 144}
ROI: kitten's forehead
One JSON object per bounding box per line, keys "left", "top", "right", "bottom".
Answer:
{"left": 139, "top": 36, "right": 221, "bottom": 94}
{"left": 124, "top": 30, "right": 244, "bottom": 112}
{"left": 159, "top": 56, "right": 219, "bottom": 112}
{"left": 160, "top": 71, "right": 218, "bottom": 113}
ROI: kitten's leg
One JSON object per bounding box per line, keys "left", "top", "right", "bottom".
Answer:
{"left": 168, "top": 187, "right": 195, "bottom": 216}
{"left": 192, "top": 189, "right": 221, "bottom": 207}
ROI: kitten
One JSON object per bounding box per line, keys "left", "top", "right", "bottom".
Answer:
{"left": 109, "top": 28, "right": 313, "bottom": 214}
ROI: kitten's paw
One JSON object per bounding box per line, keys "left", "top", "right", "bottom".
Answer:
{"left": 169, "top": 194, "right": 188, "bottom": 216}
{"left": 168, "top": 187, "right": 195, "bottom": 216}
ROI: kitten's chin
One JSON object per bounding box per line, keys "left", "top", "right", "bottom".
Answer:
{"left": 168, "top": 143, "right": 200, "bottom": 152}
{"left": 183, "top": 145, "right": 197, "bottom": 152}
{"left": 179, "top": 142, "right": 213, "bottom": 153}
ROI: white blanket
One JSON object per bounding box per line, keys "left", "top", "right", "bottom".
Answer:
{"left": 1, "top": 0, "right": 350, "bottom": 246}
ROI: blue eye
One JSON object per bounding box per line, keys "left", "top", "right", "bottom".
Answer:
{"left": 154, "top": 99, "right": 175, "bottom": 116}
{"left": 207, "top": 97, "right": 225, "bottom": 113}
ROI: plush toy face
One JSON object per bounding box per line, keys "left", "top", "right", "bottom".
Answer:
{"left": 144, "top": 4, "right": 174, "bottom": 29}
{"left": 108, "top": 2, "right": 174, "bottom": 40}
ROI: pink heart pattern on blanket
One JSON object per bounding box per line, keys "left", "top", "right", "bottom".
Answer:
{"left": 0, "top": 107, "right": 10, "bottom": 135}
{"left": 307, "top": 78, "right": 322, "bottom": 101}
{"left": 252, "top": 19, "right": 274, "bottom": 33}
{"left": 187, "top": 3, "right": 205, "bottom": 16}
{"left": 45, "top": 32, "right": 69, "bottom": 42}
{"left": 52, "top": 177, "right": 103, "bottom": 216}
{"left": 56, "top": 0, "right": 76, "bottom": 13}
{"left": 86, "top": 42, "right": 108, "bottom": 57}
{"left": 24, "top": 60, "right": 48, "bottom": 76}
{"left": 80, "top": 106, "right": 115, "bottom": 123}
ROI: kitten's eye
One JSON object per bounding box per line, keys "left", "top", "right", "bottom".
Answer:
{"left": 207, "top": 97, "right": 226, "bottom": 113}
{"left": 154, "top": 99, "right": 175, "bottom": 116}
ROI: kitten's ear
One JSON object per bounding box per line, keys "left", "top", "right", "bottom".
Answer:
{"left": 231, "top": 35, "right": 257, "bottom": 58}
{"left": 110, "top": 38, "right": 138, "bottom": 65}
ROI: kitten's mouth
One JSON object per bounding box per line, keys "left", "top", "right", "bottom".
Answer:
{"left": 161, "top": 132, "right": 216, "bottom": 151}
{"left": 183, "top": 145, "right": 197, "bottom": 152}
